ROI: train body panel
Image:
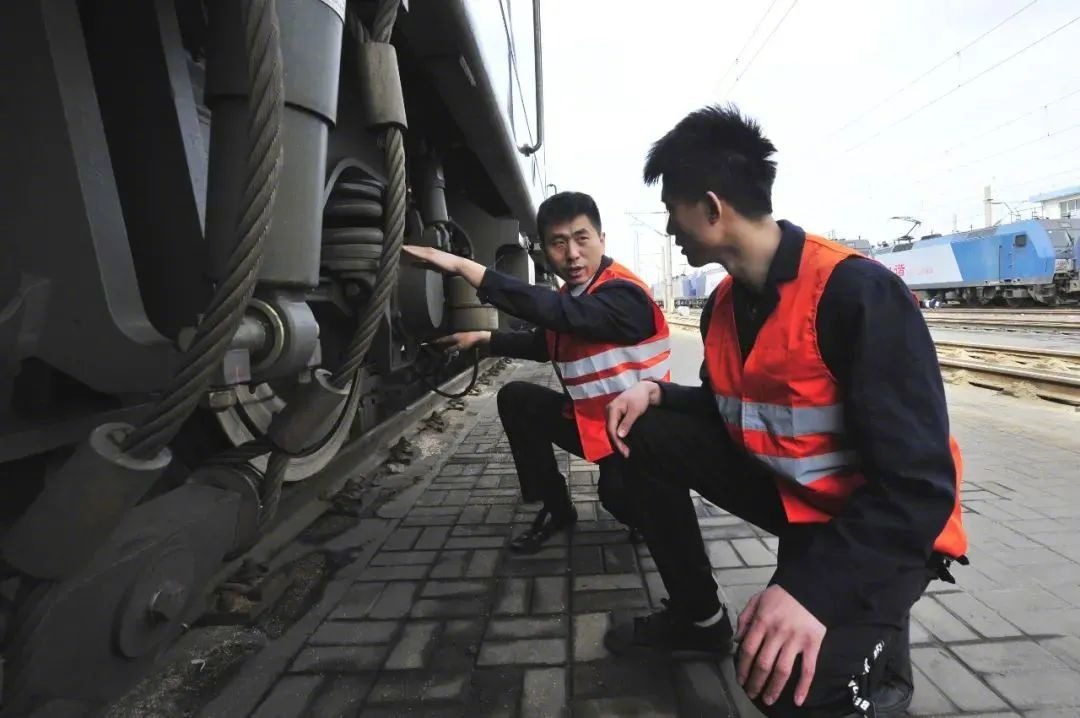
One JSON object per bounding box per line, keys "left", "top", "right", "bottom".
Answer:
{"left": 461, "top": 0, "right": 546, "bottom": 214}
{"left": 0, "top": 1, "right": 554, "bottom": 712}
{"left": 872, "top": 219, "right": 1080, "bottom": 305}
{"left": 0, "top": 0, "right": 550, "bottom": 463}
{"left": 701, "top": 267, "right": 728, "bottom": 296}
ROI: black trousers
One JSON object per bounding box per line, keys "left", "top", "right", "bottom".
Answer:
{"left": 622, "top": 407, "right": 935, "bottom": 717}
{"left": 496, "top": 380, "right": 639, "bottom": 527}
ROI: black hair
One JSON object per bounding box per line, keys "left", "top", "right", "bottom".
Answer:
{"left": 536, "top": 191, "right": 602, "bottom": 241}
{"left": 643, "top": 104, "right": 777, "bottom": 219}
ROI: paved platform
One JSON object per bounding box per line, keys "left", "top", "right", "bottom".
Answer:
{"left": 196, "top": 356, "right": 1080, "bottom": 717}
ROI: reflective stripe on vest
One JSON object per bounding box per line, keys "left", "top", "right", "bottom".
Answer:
{"left": 703, "top": 233, "right": 967, "bottom": 559}
{"left": 545, "top": 259, "right": 672, "bottom": 463}
{"left": 564, "top": 358, "right": 671, "bottom": 401}
{"left": 715, "top": 394, "right": 854, "bottom": 485}
{"left": 714, "top": 395, "right": 845, "bottom": 436}
{"left": 557, "top": 336, "right": 672, "bottom": 380}
{"left": 753, "top": 450, "right": 859, "bottom": 486}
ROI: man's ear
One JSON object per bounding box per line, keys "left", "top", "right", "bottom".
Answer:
{"left": 704, "top": 191, "right": 723, "bottom": 224}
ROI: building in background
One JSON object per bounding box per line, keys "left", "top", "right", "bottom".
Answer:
{"left": 1029, "top": 185, "right": 1080, "bottom": 219}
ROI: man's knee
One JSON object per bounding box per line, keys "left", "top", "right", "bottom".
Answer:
{"left": 732, "top": 642, "right": 878, "bottom": 718}
{"left": 623, "top": 408, "right": 666, "bottom": 464}
{"left": 496, "top": 381, "right": 532, "bottom": 419}
{"left": 597, "top": 458, "right": 641, "bottom": 527}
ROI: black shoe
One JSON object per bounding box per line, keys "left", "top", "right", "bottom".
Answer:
{"left": 871, "top": 674, "right": 913, "bottom": 717}
{"left": 604, "top": 599, "right": 733, "bottom": 658}
{"left": 872, "top": 613, "right": 914, "bottom": 716}
{"left": 509, "top": 505, "right": 577, "bottom": 554}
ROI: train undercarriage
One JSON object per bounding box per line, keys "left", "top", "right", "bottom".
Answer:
{"left": 919, "top": 281, "right": 1079, "bottom": 308}
{"left": 0, "top": 0, "right": 549, "bottom": 714}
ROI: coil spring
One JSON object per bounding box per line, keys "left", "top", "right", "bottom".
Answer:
{"left": 321, "top": 169, "right": 387, "bottom": 279}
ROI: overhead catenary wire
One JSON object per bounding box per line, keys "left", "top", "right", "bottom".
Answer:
{"left": 913, "top": 156, "right": 1080, "bottom": 218}
{"left": 935, "top": 83, "right": 1080, "bottom": 158}
{"left": 712, "top": 0, "right": 782, "bottom": 95}
{"left": 867, "top": 83, "right": 1080, "bottom": 185}
{"left": 938, "top": 121, "right": 1080, "bottom": 175}
{"left": 888, "top": 171, "right": 1080, "bottom": 233}
{"left": 830, "top": 0, "right": 1038, "bottom": 139}
{"left": 847, "top": 126, "right": 1080, "bottom": 212}
{"left": 721, "top": 0, "right": 800, "bottom": 98}
{"left": 844, "top": 11, "right": 1080, "bottom": 153}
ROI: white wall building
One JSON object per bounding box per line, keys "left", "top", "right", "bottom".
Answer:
{"left": 1029, "top": 185, "right": 1080, "bottom": 219}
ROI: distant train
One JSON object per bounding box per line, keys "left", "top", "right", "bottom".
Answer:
{"left": 651, "top": 266, "right": 728, "bottom": 310}
{"left": 870, "top": 219, "right": 1080, "bottom": 306}
{"left": 653, "top": 219, "right": 1080, "bottom": 309}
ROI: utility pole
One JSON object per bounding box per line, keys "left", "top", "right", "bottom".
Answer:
{"left": 633, "top": 230, "right": 641, "bottom": 276}
{"left": 624, "top": 211, "right": 673, "bottom": 311}
{"left": 661, "top": 234, "right": 673, "bottom": 311}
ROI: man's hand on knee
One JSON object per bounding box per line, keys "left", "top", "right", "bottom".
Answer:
{"left": 736, "top": 585, "right": 826, "bottom": 708}
{"left": 605, "top": 381, "right": 662, "bottom": 457}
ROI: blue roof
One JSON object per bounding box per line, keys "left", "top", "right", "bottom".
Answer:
{"left": 1028, "top": 184, "right": 1080, "bottom": 203}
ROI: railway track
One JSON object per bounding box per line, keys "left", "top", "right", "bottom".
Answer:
{"left": 934, "top": 340, "right": 1080, "bottom": 407}
{"left": 922, "top": 309, "right": 1080, "bottom": 332}
{"left": 665, "top": 314, "right": 1080, "bottom": 406}
{"left": 669, "top": 308, "right": 1080, "bottom": 332}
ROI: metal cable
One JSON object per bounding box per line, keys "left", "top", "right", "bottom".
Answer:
{"left": 258, "top": 0, "right": 405, "bottom": 520}
{"left": 330, "top": 125, "right": 407, "bottom": 388}
{"left": 372, "top": 0, "right": 398, "bottom": 44}
{"left": 259, "top": 451, "right": 291, "bottom": 525}
{"left": 122, "top": 0, "right": 285, "bottom": 459}
{"left": 214, "top": 436, "right": 274, "bottom": 465}
{"left": 327, "top": 0, "right": 405, "bottom": 390}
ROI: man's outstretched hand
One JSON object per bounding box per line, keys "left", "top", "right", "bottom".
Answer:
{"left": 736, "top": 585, "right": 826, "bottom": 708}
{"left": 431, "top": 331, "right": 491, "bottom": 353}
{"left": 402, "top": 245, "right": 464, "bottom": 274}
{"left": 402, "top": 245, "right": 486, "bottom": 288}
{"left": 604, "top": 380, "right": 661, "bottom": 457}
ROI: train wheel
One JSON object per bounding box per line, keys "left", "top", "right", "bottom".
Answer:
{"left": 1004, "top": 297, "right": 1034, "bottom": 308}
{"left": 214, "top": 299, "right": 364, "bottom": 483}
{"left": 0, "top": 484, "right": 242, "bottom": 716}
{"left": 215, "top": 373, "right": 362, "bottom": 483}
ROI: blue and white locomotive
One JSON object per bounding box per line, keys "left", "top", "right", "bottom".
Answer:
{"left": 872, "top": 219, "right": 1080, "bottom": 306}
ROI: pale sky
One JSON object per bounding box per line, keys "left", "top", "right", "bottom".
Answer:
{"left": 533, "top": 0, "right": 1080, "bottom": 285}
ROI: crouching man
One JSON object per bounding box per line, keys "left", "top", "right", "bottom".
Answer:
{"left": 404, "top": 191, "right": 671, "bottom": 553}
{"left": 602, "top": 106, "right": 968, "bottom": 717}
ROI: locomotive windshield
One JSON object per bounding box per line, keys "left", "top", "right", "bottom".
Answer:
{"left": 1048, "top": 228, "right": 1075, "bottom": 249}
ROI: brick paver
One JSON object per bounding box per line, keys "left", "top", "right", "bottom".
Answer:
{"left": 201, "top": 359, "right": 1080, "bottom": 717}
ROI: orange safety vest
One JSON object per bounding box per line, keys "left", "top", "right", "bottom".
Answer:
{"left": 704, "top": 234, "right": 967, "bottom": 558}
{"left": 545, "top": 261, "right": 671, "bottom": 462}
